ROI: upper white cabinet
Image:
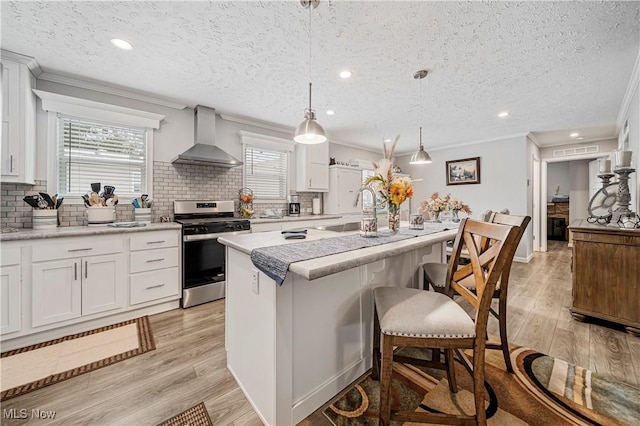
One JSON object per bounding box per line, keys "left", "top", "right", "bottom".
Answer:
{"left": 323, "top": 166, "right": 363, "bottom": 214}
{"left": 295, "top": 142, "right": 329, "bottom": 192}
{"left": 1, "top": 51, "right": 36, "bottom": 184}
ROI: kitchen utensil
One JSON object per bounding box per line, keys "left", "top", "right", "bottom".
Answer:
{"left": 132, "top": 199, "right": 140, "bottom": 208}
{"left": 36, "top": 194, "right": 48, "bottom": 209}
{"left": 89, "top": 192, "right": 101, "bottom": 206}
{"left": 39, "top": 193, "right": 55, "bottom": 208}
{"left": 91, "top": 183, "right": 101, "bottom": 193}
{"left": 111, "top": 194, "right": 119, "bottom": 205}
{"left": 103, "top": 185, "right": 115, "bottom": 196}
{"left": 81, "top": 194, "right": 91, "bottom": 207}
{"left": 23, "top": 195, "right": 40, "bottom": 208}
{"left": 55, "top": 197, "right": 64, "bottom": 209}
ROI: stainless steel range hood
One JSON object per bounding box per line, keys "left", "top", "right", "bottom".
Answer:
{"left": 172, "top": 105, "right": 242, "bottom": 168}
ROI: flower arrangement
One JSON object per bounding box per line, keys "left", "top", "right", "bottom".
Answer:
{"left": 365, "top": 136, "right": 414, "bottom": 232}
{"left": 419, "top": 192, "right": 471, "bottom": 222}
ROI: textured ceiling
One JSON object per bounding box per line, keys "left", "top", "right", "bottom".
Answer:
{"left": 2, "top": 1, "right": 639, "bottom": 153}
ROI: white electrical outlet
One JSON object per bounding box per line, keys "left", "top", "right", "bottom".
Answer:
{"left": 251, "top": 269, "right": 259, "bottom": 294}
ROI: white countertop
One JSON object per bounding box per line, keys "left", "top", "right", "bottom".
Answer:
{"left": 249, "top": 214, "right": 342, "bottom": 224}
{"left": 0, "top": 222, "right": 182, "bottom": 242}
{"left": 219, "top": 225, "right": 457, "bottom": 281}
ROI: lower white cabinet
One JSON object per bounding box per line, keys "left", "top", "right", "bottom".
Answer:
{"left": 32, "top": 253, "right": 125, "bottom": 327}
{"left": 1, "top": 265, "right": 21, "bottom": 335}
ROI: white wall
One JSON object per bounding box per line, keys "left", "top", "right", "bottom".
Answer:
{"left": 547, "top": 162, "right": 570, "bottom": 201}
{"left": 622, "top": 77, "right": 639, "bottom": 212}
{"left": 568, "top": 160, "right": 590, "bottom": 222}
{"left": 396, "top": 135, "right": 531, "bottom": 260}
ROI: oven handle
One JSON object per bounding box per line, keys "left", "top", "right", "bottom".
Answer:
{"left": 183, "top": 229, "right": 251, "bottom": 242}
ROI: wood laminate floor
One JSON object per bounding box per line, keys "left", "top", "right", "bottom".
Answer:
{"left": 2, "top": 240, "right": 638, "bottom": 425}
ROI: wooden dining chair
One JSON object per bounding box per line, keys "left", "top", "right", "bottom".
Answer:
{"left": 372, "top": 218, "right": 520, "bottom": 425}
{"left": 421, "top": 212, "right": 530, "bottom": 373}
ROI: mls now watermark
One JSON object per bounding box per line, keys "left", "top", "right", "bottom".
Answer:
{"left": 3, "top": 408, "right": 56, "bottom": 420}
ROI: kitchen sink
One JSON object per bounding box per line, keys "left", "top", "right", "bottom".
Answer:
{"left": 317, "top": 222, "right": 360, "bottom": 232}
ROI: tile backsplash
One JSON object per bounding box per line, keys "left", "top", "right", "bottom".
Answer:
{"left": 0, "top": 161, "right": 320, "bottom": 229}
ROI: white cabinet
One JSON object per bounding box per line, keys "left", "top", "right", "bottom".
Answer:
{"left": 1, "top": 51, "right": 36, "bottom": 184}
{"left": 295, "top": 142, "right": 329, "bottom": 192}
{"left": 31, "top": 236, "right": 125, "bottom": 327}
{"left": 323, "top": 166, "right": 363, "bottom": 214}
{"left": 129, "top": 231, "right": 180, "bottom": 306}
{"left": 1, "top": 246, "right": 21, "bottom": 335}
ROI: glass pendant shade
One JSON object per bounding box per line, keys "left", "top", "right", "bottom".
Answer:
{"left": 294, "top": 109, "right": 327, "bottom": 144}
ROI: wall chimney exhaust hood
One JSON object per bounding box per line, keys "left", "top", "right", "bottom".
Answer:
{"left": 172, "top": 105, "right": 242, "bottom": 168}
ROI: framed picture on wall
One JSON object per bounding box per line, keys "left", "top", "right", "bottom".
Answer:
{"left": 446, "top": 157, "right": 481, "bottom": 185}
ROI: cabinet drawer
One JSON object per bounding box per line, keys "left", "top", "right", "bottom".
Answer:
{"left": 130, "top": 267, "right": 180, "bottom": 305}
{"left": 32, "top": 237, "right": 123, "bottom": 262}
{"left": 130, "top": 247, "right": 179, "bottom": 274}
{"left": 1, "top": 246, "right": 20, "bottom": 266}
{"left": 130, "top": 231, "right": 179, "bottom": 251}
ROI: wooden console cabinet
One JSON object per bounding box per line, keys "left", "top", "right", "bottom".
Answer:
{"left": 569, "top": 220, "right": 640, "bottom": 335}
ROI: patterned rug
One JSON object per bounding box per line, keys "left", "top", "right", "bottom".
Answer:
{"left": 323, "top": 346, "right": 640, "bottom": 425}
{"left": 157, "top": 402, "right": 213, "bottom": 426}
{"left": 1, "top": 316, "right": 155, "bottom": 401}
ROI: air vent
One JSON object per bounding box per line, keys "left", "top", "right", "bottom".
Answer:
{"left": 552, "top": 146, "right": 599, "bottom": 157}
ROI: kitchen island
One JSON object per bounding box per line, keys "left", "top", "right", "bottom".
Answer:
{"left": 218, "top": 225, "right": 457, "bottom": 425}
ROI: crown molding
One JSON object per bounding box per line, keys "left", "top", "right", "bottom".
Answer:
{"left": 616, "top": 47, "right": 640, "bottom": 132}
{"left": 407, "top": 132, "right": 529, "bottom": 155}
{"left": 527, "top": 132, "right": 542, "bottom": 148}
{"left": 37, "top": 72, "right": 188, "bottom": 110}
{"left": 219, "top": 113, "right": 293, "bottom": 134}
{"left": 1, "top": 49, "right": 42, "bottom": 76}
{"left": 329, "top": 138, "right": 383, "bottom": 154}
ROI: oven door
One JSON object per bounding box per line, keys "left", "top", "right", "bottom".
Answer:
{"left": 182, "top": 230, "right": 250, "bottom": 289}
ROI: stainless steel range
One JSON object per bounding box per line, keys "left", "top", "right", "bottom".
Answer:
{"left": 174, "top": 200, "right": 251, "bottom": 308}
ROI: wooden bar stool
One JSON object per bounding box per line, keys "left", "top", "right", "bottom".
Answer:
{"left": 372, "top": 218, "right": 520, "bottom": 425}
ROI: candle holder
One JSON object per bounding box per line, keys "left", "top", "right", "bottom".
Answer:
{"left": 610, "top": 167, "right": 636, "bottom": 226}
{"left": 597, "top": 173, "right": 615, "bottom": 187}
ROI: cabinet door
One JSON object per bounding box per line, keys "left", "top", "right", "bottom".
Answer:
{"left": 0, "top": 265, "right": 21, "bottom": 335}
{"left": 82, "top": 254, "right": 125, "bottom": 316}
{"left": 337, "top": 169, "right": 363, "bottom": 213}
{"left": 1, "top": 60, "right": 20, "bottom": 177}
{"left": 32, "top": 259, "right": 82, "bottom": 327}
{"left": 306, "top": 162, "right": 329, "bottom": 191}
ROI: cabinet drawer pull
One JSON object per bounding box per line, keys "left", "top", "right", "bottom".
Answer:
{"left": 146, "top": 240, "right": 165, "bottom": 245}
{"left": 68, "top": 248, "right": 93, "bottom": 252}
{"left": 146, "top": 284, "right": 165, "bottom": 290}
{"left": 146, "top": 258, "right": 165, "bottom": 263}
{"left": 85, "top": 261, "right": 88, "bottom": 278}
{"left": 10, "top": 155, "right": 14, "bottom": 173}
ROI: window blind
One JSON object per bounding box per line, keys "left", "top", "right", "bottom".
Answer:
{"left": 58, "top": 116, "right": 147, "bottom": 198}
{"left": 244, "top": 146, "right": 288, "bottom": 200}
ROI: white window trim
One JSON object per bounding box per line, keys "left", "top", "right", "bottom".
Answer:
{"left": 37, "top": 91, "right": 163, "bottom": 204}
{"left": 239, "top": 131, "right": 294, "bottom": 203}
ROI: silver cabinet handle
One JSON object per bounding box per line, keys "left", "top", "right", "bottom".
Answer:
{"left": 10, "top": 155, "right": 13, "bottom": 173}
{"left": 309, "top": 178, "right": 312, "bottom": 187}
{"left": 85, "top": 261, "right": 88, "bottom": 279}
{"left": 146, "top": 240, "right": 165, "bottom": 245}
{"left": 146, "top": 258, "right": 165, "bottom": 263}
{"left": 68, "top": 248, "right": 93, "bottom": 252}
{"left": 146, "top": 284, "right": 165, "bottom": 290}
{"left": 74, "top": 262, "right": 78, "bottom": 280}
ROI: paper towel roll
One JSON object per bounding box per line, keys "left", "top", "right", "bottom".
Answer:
{"left": 312, "top": 198, "right": 321, "bottom": 215}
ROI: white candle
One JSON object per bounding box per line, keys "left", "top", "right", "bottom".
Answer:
{"left": 599, "top": 159, "right": 611, "bottom": 173}
{"left": 616, "top": 150, "right": 633, "bottom": 168}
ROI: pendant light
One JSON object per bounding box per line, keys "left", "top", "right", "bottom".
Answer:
{"left": 409, "top": 69, "right": 433, "bottom": 164}
{"left": 294, "top": 0, "right": 327, "bottom": 144}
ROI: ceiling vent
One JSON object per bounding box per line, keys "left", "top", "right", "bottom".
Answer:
{"left": 552, "top": 145, "right": 599, "bottom": 157}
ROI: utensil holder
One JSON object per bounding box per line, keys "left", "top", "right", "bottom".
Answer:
{"left": 135, "top": 207, "right": 152, "bottom": 224}
{"left": 32, "top": 209, "right": 58, "bottom": 230}
{"left": 87, "top": 207, "right": 116, "bottom": 225}
{"left": 360, "top": 217, "right": 378, "bottom": 238}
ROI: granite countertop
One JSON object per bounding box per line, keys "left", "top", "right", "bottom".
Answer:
{"left": 0, "top": 222, "right": 182, "bottom": 242}
{"left": 249, "top": 214, "right": 342, "bottom": 224}
{"left": 219, "top": 225, "right": 457, "bottom": 281}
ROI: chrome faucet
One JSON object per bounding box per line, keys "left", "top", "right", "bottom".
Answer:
{"left": 354, "top": 185, "right": 377, "bottom": 223}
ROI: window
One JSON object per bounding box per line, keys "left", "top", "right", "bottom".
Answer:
{"left": 239, "top": 131, "right": 294, "bottom": 202}
{"left": 34, "top": 90, "right": 164, "bottom": 202}
{"left": 244, "top": 145, "right": 288, "bottom": 200}
{"left": 57, "top": 116, "right": 147, "bottom": 198}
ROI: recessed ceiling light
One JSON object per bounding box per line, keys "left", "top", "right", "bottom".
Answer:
{"left": 326, "top": 110, "right": 335, "bottom": 115}
{"left": 570, "top": 132, "right": 579, "bottom": 138}
{"left": 576, "top": 137, "right": 584, "bottom": 140}
{"left": 383, "top": 138, "right": 391, "bottom": 143}
{"left": 339, "top": 70, "right": 352, "bottom": 79}
{"left": 111, "top": 38, "right": 133, "bottom": 50}
{"left": 498, "top": 112, "right": 509, "bottom": 118}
